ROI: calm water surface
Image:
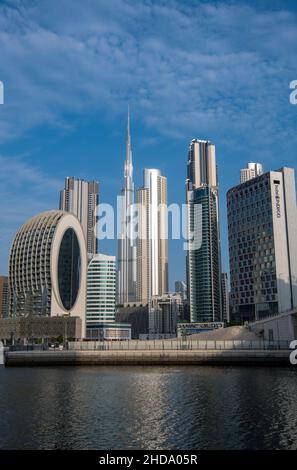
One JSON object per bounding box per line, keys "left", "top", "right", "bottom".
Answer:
{"left": 0, "top": 366, "right": 296, "bottom": 450}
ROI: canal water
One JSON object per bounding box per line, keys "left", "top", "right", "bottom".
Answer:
{"left": 0, "top": 366, "right": 296, "bottom": 450}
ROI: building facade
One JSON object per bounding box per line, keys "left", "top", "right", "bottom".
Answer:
{"left": 117, "top": 108, "right": 137, "bottom": 305}
{"left": 0, "top": 316, "right": 82, "bottom": 343}
{"left": 136, "top": 168, "right": 168, "bottom": 304}
{"left": 149, "top": 293, "right": 182, "bottom": 336}
{"left": 186, "top": 139, "right": 222, "bottom": 323}
{"left": 86, "top": 323, "right": 131, "bottom": 341}
{"left": 175, "top": 281, "right": 187, "bottom": 300}
{"left": 59, "top": 176, "right": 99, "bottom": 254}
{"left": 221, "top": 272, "right": 230, "bottom": 323}
{"left": 227, "top": 167, "right": 297, "bottom": 322}
{"left": 86, "top": 253, "right": 116, "bottom": 327}
{"left": 0, "top": 276, "right": 9, "bottom": 318}
{"left": 240, "top": 162, "right": 263, "bottom": 183}
{"left": 9, "top": 211, "right": 87, "bottom": 337}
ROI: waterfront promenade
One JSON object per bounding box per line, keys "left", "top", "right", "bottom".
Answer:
{"left": 4, "top": 339, "right": 292, "bottom": 366}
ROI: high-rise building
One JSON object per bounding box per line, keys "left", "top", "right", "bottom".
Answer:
{"left": 136, "top": 169, "right": 168, "bottom": 304}
{"left": 240, "top": 162, "right": 263, "bottom": 183}
{"left": 117, "top": 108, "right": 137, "bottom": 305}
{"left": 227, "top": 167, "right": 297, "bottom": 322}
{"left": 86, "top": 253, "right": 116, "bottom": 327}
{"left": 175, "top": 281, "right": 187, "bottom": 300}
{"left": 59, "top": 177, "right": 99, "bottom": 255}
{"left": 0, "top": 276, "right": 9, "bottom": 318}
{"left": 9, "top": 211, "right": 87, "bottom": 336}
{"left": 221, "top": 272, "right": 230, "bottom": 323}
{"left": 87, "top": 253, "right": 132, "bottom": 341}
{"left": 186, "top": 139, "right": 222, "bottom": 323}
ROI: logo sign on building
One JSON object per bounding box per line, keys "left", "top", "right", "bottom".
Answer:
{"left": 177, "top": 322, "right": 224, "bottom": 337}
{"left": 0, "top": 81, "right": 3, "bottom": 105}
{"left": 274, "top": 180, "right": 281, "bottom": 218}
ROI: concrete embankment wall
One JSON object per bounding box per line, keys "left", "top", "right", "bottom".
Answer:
{"left": 4, "top": 349, "right": 292, "bottom": 367}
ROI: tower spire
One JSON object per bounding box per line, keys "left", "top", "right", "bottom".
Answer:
{"left": 125, "top": 105, "right": 133, "bottom": 181}
{"left": 127, "top": 104, "right": 130, "bottom": 142}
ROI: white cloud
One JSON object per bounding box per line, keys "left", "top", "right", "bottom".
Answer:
{"left": 0, "top": 0, "right": 295, "bottom": 146}
{"left": 0, "top": 155, "right": 61, "bottom": 273}
{"left": 0, "top": 0, "right": 297, "bottom": 274}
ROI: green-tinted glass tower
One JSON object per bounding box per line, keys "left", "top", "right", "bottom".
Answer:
{"left": 186, "top": 140, "right": 222, "bottom": 323}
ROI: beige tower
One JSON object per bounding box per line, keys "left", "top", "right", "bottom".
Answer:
{"left": 59, "top": 177, "right": 99, "bottom": 255}
{"left": 136, "top": 169, "right": 168, "bottom": 304}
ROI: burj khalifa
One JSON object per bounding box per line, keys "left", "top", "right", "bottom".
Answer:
{"left": 117, "top": 107, "right": 137, "bottom": 304}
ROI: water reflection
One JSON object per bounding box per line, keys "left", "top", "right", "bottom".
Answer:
{"left": 0, "top": 366, "right": 296, "bottom": 450}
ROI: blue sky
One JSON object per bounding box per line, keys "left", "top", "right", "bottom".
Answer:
{"left": 0, "top": 0, "right": 297, "bottom": 289}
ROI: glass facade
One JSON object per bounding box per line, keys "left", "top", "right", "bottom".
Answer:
{"left": 9, "top": 212, "right": 64, "bottom": 316}
{"left": 58, "top": 228, "right": 81, "bottom": 310}
{"left": 227, "top": 174, "right": 278, "bottom": 321}
{"left": 188, "top": 186, "right": 221, "bottom": 322}
{"left": 87, "top": 254, "right": 116, "bottom": 325}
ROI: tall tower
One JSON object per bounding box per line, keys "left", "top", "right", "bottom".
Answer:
{"left": 186, "top": 139, "right": 222, "bottom": 323}
{"left": 87, "top": 253, "right": 116, "bottom": 327}
{"left": 136, "top": 169, "right": 168, "bottom": 304}
{"left": 117, "top": 107, "right": 137, "bottom": 305}
{"left": 59, "top": 177, "right": 99, "bottom": 255}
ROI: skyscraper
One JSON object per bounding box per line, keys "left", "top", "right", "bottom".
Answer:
{"left": 186, "top": 139, "right": 222, "bottom": 323}
{"left": 86, "top": 254, "right": 116, "bottom": 326}
{"left": 221, "top": 272, "right": 230, "bottom": 323}
{"left": 227, "top": 167, "right": 297, "bottom": 322}
{"left": 59, "top": 177, "right": 99, "bottom": 255}
{"left": 240, "top": 162, "right": 263, "bottom": 183}
{"left": 136, "top": 169, "right": 168, "bottom": 304}
{"left": 117, "top": 108, "right": 137, "bottom": 305}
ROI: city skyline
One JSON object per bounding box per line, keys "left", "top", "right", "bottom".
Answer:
{"left": 1, "top": 128, "right": 297, "bottom": 291}
{"left": 1, "top": 0, "right": 297, "bottom": 458}
{"left": 0, "top": 0, "right": 297, "bottom": 290}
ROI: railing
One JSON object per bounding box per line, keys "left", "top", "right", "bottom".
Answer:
{"left": 9, "top": 344, "right": 47, "bottom": 352}
{"left": 6, "top": 339, "right": 291, "bottom": 352}
{"left": 68, "top": 339, "right": 291, "bottom": 351}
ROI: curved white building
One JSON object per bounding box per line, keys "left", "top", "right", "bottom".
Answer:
{"left": 9, "top": 210, "right": 87, "bottom": 336}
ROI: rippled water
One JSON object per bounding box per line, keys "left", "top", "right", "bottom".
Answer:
{"left": 0, "top": 366, "right": 297, "bottom": 450}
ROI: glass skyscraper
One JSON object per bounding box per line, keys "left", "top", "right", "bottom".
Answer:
{"left": 186, "top": 139, "right": 222, "bottom": 323}
{"left": 227, "top": 167, "right": 297, "bottom": 322}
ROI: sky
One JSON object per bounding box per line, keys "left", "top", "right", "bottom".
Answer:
{"left": 0, "top": 0, "right": 297, "bottom": 289}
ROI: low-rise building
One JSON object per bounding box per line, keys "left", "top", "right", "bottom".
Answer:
{"left": 0, "top": 316, "right": 82, "bottom": 344}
